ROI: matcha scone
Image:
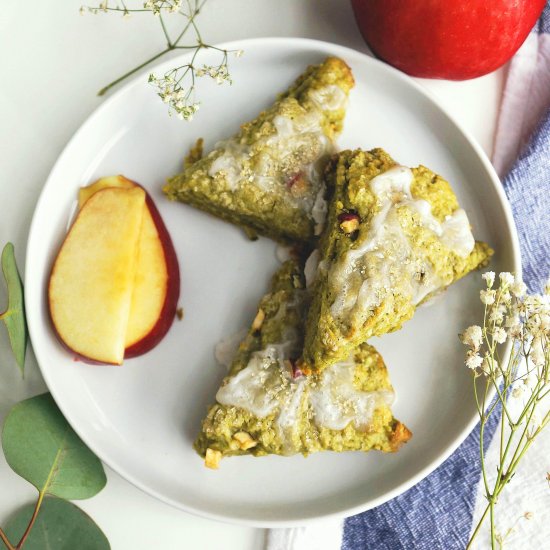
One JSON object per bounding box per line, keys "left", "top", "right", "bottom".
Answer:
{"left": 164, "top": 57, "right": 355, "bottom": 244}
{"left": 302, "top": 149, "right": 493, "bottom": 371}
{"left": 195, "top": 260, "right": 411, "bottom": 468}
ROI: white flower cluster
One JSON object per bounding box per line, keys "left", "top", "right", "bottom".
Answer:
{"left": 81, "top": 0, "right": 182, "bottom": 16}
{"left": 196, "top": 64, "right": 233, "bottom": 85}
{"left": 149, "top": 73, "right": 200, "bottom": 120}
{"left": 143, "top": 0, "right": 182, "bottom": 15}
{"left": 461, "top": 271, "right": 550, "bottom": 383}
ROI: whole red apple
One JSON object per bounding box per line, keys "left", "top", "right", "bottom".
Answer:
{"left": 351, "top": 0, "right": 546, "bottom": 80}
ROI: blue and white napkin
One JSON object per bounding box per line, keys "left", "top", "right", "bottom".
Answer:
{"left": 267, "top": 4, "right": 550, "bottom": 549}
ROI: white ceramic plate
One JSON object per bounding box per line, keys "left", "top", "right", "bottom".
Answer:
{"left": 26, "top": 38, "right": 520, "bottom": 526}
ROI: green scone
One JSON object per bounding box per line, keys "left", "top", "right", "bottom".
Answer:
{"left": 164, "top": 57, "right": 355, "bottom": 244}
{"left": 195, "top": 260, "right": 411, "bottom": 468}
{"left": 302, "top": 149, "right": 494, "bottom": 371}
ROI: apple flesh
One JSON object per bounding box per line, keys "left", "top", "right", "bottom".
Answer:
{"left": 49, "top": 187, "right": 146, "bottom": 365}
{"left": 351, "top": 0, "right": 546, "bottom": 80}
{"left": 78, "top": 176, "right": 180, "bottom": 359}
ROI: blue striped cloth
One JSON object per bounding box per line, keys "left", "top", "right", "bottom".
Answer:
{"left": 342, "top": 5, "right": 550, "bottom": 549}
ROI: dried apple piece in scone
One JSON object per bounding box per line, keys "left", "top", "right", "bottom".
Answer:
{"left": 164, "top": 57, "right": 355, "bottom": 244}
{"left": 194, "top": 260, "right": 411, "bottom": 468}
{"left": 302, "top": 149, "right": 493, "bottom": 371}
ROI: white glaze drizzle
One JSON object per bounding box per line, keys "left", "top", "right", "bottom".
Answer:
{"left": 215, "top": 346, "right": 393, "bottom": 453}
{"left": 329, "top": 166, "right": 475, "bottom": 318}
{"left": 206, "top": 83, "right": 348, "bottom": 223}
{"left": 309, "top": 359, "right": 394, "bottom": 431}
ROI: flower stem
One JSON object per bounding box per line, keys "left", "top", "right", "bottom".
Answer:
{"left": 173, "top": 0, "right": 206, "bottom": 45}
{"left": 0, "top": 527, "right": 15, "bottom": 550}
{"left": 98, "top": 48, "right": 171, "bottom": 96}
{"left": 490, "top": 499, "right": 496, "bottom": 549}
{"left": 158, "top": 13, "right": 172, "bottom": 47}
{"left": 466, "top": 501, "right": 492, "bottom": 549}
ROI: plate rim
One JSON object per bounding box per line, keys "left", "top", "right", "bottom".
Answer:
{"left": 25, "top": 36, "right": 522, "bottom": 527}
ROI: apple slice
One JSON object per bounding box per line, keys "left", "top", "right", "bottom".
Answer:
{"left": 49, "top": 187, "right": 146, "bottom": 365}
{"left": 79, "top": 176, "right": 180, "bottom": 358}
{"left": 78, "top": 175, "right": 134, "bottom": 208}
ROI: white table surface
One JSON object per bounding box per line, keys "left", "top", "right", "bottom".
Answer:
{"left": 0, "top": 1, "right": 505, "bottom": 548}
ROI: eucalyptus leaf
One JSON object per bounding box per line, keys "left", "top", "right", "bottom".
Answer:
{"left": 4, "top": 496, "right": 110, "bottom": 550}
{"left": 2, "top": 393, "right": 106, "bottom": 499}
{"left": 0, "top": 242, "right": 27, "bottom": 375}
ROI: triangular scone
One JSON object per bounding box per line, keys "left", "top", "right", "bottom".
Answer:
{"left": 194, "top": 260, "right": 411, "bottom": 468}
{"left": 302, "top": 148, "right": 493, "bottom": 371}
{"left": 164, "top": 57, "right": 355, "bottom": 244}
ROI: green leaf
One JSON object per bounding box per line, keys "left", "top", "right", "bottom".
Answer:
{"left": 2, "top": 393, "right": 107, "bottom": 499}
{"left": 4, "top": 496, "right": 110, "bottom": 550}
{"left": 0, "top": 242, "right": 28, "bottom": 374}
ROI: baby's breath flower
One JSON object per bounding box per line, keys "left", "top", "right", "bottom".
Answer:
{"left": 197, "top": 63, "right": 233, "bottom": 85}
{"left": 150, "top": 68, "right": 201, "bottom": 119}
{"left": 507, "top": 323, "right": 523, "bottom": 339}
{"left": 482, "top": 271, "right": 495, "bottom": 288}
{"left": 511, "top": 280, "right": 527, "bottom": 298}
{"left": 85, "top": 0, "right": 241, "bottom": 117}
{"left": 524, "top": 306, "right": 550, "bottom": 339}
{"left": 143, "top": 0, "right": 182, "bottom": 15}
{"left": 499, "top": 272, "right": 515, "bottom": 286}
{"left": 480, "top": 289, "right": 496, "bottom": 305}
{"left": 481, "top": 353, "right": 497, "bottom": 376}
{"left": 460, "top": 325, "right": 483, "bottom": 350}
{"left": 466, "top": 350, "right": 483, "bottom": 370}
{"left": 176, "top": 103, "right": 200, "bottom": 120}
{"left": 489, "top": 304, "right": 506, "bottom": 325}
{"left": 512, "top": 385, "right": 525, "bottom": 399}
{"left": 530, "top": 337, "right": 545, "bottom": 367}
{"left": 492, "top": 326, "right": 507, "bottom": 344}
{"left": 499, "top": 290, "right": 512, "bottom": 304}
{"left": 464, "top": 272, "right": 550, "bottom": 547}
{"left": 505, "top": 312, "right": 520, "bottom": 328}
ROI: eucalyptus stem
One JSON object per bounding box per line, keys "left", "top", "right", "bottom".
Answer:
{"left": 0, "top": 527, "right": 15, "bottom": 550}
{"left": 14, "top": 491, "right": 45, "bottom": 550}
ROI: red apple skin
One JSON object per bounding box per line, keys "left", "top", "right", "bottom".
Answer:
{"left": 124, "top": 184, "right": 180, "bottom": 359}
{"left": 351, "top": 0, "right": 546, "bottom": 80}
